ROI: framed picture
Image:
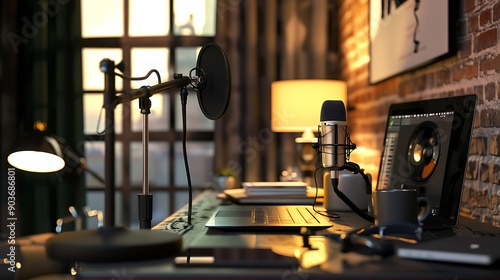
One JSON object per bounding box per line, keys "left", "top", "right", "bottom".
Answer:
{"left": 369, "top": 0, "right": 454, "bottom": 84}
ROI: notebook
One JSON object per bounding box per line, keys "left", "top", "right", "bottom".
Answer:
{"left": 205, "top": 205, "right": 332, "bottom": 230}
{"left": 376, "top": 95, "right": 477, "bottom": 229}
{"left": 397, "top": 236, "right": 500, "bottom": 265}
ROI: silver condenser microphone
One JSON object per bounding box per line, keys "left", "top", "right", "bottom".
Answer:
{"left": 319, "top": 100, "right": 348, "bottom": 171}
{"left": 317, "top": 100, "right": 374, "bottom": 223}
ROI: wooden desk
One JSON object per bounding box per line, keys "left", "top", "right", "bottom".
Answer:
{"left": 77, "top": 190, "right": 500, "bottom": 279}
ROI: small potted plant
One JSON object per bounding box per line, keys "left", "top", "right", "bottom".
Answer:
{"left": 215, "top": 167, "right": 236, "bottom": 190}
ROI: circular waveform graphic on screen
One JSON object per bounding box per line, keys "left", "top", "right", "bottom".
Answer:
{"left": 407, "top": 121, "right": 441, "bottom": 182}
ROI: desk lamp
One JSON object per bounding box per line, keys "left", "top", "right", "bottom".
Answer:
{"left": 8, "top": 121, "right": 65, "bottom": 173}
{"left": 8, "top": 120, "right": 104, "bottom": 183}
{"left": 271, "top": 79, "right": 347, "bottom": 183}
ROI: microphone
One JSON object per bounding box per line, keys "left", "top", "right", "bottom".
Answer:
{"left": 318, "top": 100, "right": 374, "bottom": 223}
{"left": 319, "top": 100, "right": 349, "bottom": 171}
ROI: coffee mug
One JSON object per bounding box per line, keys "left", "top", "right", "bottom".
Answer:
{"left": 372, "top": 189, "right": 430, "bottom": 226}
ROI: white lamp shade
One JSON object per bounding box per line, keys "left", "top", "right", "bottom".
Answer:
{"left": 7, "top": 132, "right": 66, "bottom": 173}
{"left": 271, "top": 79, "right": 347, "bottom": 133}
{"left": 8, "top": 151, "right": 65, "bottom": 173}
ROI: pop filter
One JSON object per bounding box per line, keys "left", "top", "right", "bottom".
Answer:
{"left": 195, "top": 43, "right": 231, "bottom": 120}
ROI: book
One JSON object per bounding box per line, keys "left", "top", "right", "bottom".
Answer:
{"left": 242, "top": 182, "right": 308, "bottom": 196}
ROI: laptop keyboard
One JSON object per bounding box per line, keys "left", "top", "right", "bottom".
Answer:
{"left": 252, "top": 207, "right": 320, "bottom": 225}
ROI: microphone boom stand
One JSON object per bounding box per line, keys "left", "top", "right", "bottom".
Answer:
{"left": 45, "top": 43, "right": 230, "bottom": 263}
{"left": 101, "top": 58, "right": 192, "bottom": 228}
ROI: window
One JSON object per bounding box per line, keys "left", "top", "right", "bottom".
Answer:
{"left": 81, "top": 0, "right": 217, "bottom": 228}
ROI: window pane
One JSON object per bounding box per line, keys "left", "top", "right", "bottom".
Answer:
{"left": 174, "top": 142, "right": 214, "bottom": 186}
{"left": 130, "top": 142, "right": 169, "bottom": 186}
{"left": 84, "top": 94, "right": 123, "bottom": 135}
{"left": 175, "top": 47, "right": 200, "bottom": 76}
{"left": 130, "top": 48, "right": 169, "bottom": 88}
{"left": 84, "top": 141, "right": 123, "bottom": 187}
{"left": 130, "top": 48, "right": 169, "bottom": 132}
{"left": 82, "top": 48, "right": 123, "bottom": 91}
{"left": 175, "top": 91, "right": 215, "bottom": 131}
{"left": 129, "top": 191, "right": 168, "bottom": 229}
{"left": 131, "top": 94, "right": 169, "bottom": 132}
{"left": 81, "top": 0, "right": 124, "bottom": 38}
{"left": 129, "top": 0, "right": 170, "bottom": 36}
{"left": 85, "top": 191, "right": 123, "bottom": 229}
{"left": 173, "top": 0, "right": 216, "bottom": 36}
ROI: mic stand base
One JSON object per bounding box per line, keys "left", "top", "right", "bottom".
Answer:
{"left": 45, "top": 226, "right": 182, "bottom": 263}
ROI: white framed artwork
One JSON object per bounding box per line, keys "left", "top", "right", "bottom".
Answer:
{"left": 369, "top": 0, "right": 453, "bottom": 84}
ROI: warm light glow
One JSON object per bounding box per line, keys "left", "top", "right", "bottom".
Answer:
{"left": 33, "top": 121, "right": 47, "bottom": 131}
{"left": 271, "top": 80, "right": 347, "bottom": 133}
{"left": 8, "top": 151, "right": 65, "bottom": 173}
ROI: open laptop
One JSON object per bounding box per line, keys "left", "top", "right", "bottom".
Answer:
{"left": 206, "top": 95, "right": 476, "bottom": 231}
{"left": 376, "top": 95, "right": 477, "bottom": 229}
{"left": 204, "top": 205, "right": 332, "bottom": 230}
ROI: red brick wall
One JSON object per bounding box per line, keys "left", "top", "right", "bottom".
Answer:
{"left": 340, "top": 0, "right": 500, "bottom": 226}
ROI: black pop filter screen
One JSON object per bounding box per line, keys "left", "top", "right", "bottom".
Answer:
{"left": 196, "top": 43, "right": 231, "bottom": 120}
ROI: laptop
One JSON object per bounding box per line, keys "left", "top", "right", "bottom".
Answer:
{"left": 205, "top": 204, "right": 332, "bottom": 230}
{"left": 397, "top": 236, "right": 500, "bottom": 265}
{"left": 376, "top": 95, "right": 477, "bottom": 229}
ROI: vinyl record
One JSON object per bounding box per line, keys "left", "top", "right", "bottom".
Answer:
{"left": 195, "top": 42, "right": 231, "bottom": 120}
{"left": 407, "top": 121, "right": 440, "bottom": 182}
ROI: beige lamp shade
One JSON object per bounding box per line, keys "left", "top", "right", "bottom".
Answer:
{"left": 271, "top": 79, "right": 347, "bottom": 142}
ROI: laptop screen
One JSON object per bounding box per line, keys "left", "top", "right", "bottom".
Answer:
{"left": 376, "top": 95, "right": 477, "bottom": 228}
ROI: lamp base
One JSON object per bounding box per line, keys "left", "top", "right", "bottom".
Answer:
{"left": 46, "top": 226, "right": 182, "bottom": 262}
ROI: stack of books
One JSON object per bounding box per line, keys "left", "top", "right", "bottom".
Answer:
{"left": 223, "top": 181, "right": 322, "bottom": 205}
{"left": 242, "top": 182, "right": 308, "bottom": 196}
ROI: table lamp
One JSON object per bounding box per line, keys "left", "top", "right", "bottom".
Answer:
{"left": 271, "top": 79, "right": 347, "bottom": 183}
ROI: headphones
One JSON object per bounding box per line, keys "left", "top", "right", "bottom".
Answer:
{"left": 301, "top": 227, "right": 395, "bottom": 257}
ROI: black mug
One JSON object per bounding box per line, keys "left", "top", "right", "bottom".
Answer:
{"left": 372, "top": 189, "right": 430, "bottom": 226}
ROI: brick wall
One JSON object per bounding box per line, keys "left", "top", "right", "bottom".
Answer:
{"left": 340, "top": 0, "right": 500, "bottom": 227}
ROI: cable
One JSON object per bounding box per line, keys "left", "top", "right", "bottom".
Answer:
{"left": 115, "top": 69, "right": 161, "bottom": 84}
{"left": 180, "top": 86, "right": 193, "bottom": 226}
{"left": 331, "top": 176, "right": 374, "bottom": 223}
{"left": 312, "top": 167, "right": 340, "bottom": 220}
{"left": 95, "top": 69, "right": 162, "bottom": 135}
{"left": 309, "top": 227, "right": 395, "bottom": 257}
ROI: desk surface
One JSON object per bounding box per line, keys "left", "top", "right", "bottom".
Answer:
{"left": 78, "top": 190, "right": 500, "bottom": 280}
